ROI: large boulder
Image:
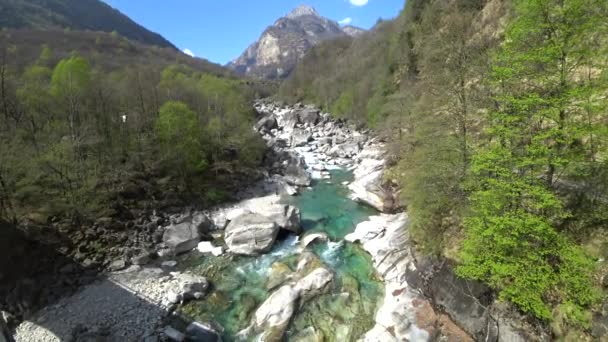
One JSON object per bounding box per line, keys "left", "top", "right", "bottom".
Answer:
{"left": 224, "top": 213, "right": 280, "bottom": 255}
{"left": 163, "top": 222, "right": 203, "bottom": 255}
{"left": 263, "top": 205, "right": 301, "bottom": 234}
{"left": 298, "top": 108, "right": 320, "bottom": 125}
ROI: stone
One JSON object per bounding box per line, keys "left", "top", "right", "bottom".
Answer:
{"left": 185, "top": 322, "right": 222, "bottom": 342}
{"left": 255, "top": 115, "right": 278, "bottom": 131}
{"left": 283, "top": 165, "right": 311, "bottom": 187}
{"left": 294, "top": 268, "right": 333, "bottom": 302}
{"left": 163, "top": 326, "right": 185, "bottom": 342}
{"left": 161, "top": 260, "right": 178, "bottom": 269}
{"left": 328, "top": 142, "right": 360, "bottom": 158}
{"left": 264, "top": 205, "right": 301, "bottom": 234}
{"left": 279, "top": 111, "right": 299, "bottom": 131}
{"left": 162, "top": 222, "right": 202, "bottom": 255}
{"left": 197, "top": 241, "right": 224, "bottom": 256}
{"left": 177, "top": 274, "right": 209, "bottom": 300}
{"left": 348, "top": 157, "right": 390, "bottom": 212}
{"left": 300, "top": 232, "right": 329, "bottom": 249}
{"left": 298, "top": 108, "right": 320, "bottom": 125}
{"left": 224, "top": 213, "right": 280, "bottom": 255}
{"left": 267, "top": 262, "right": 293, "bottom": 290}
{"left": 131, "top": 251, "right": 152, "bottom": 265}
{"left": 241, "top": 267, "right": 334, "bottom": 340}
{"left": 109, "top": 259, "right": 127, "bottom": 272}
{"left": 291, "top": 129, "right": 313, "bottom": 147}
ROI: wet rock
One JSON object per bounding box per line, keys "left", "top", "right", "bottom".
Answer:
{"left": 300, "top": 232, "right": 329, "bottom": 249}
{"left": 241, "top": 267, "right": 334, "bottom": 340}
{"left": 185, "top": 321, "right": 222, "bottom": 342}
{"left": 224, "top": 213, "right": 280, "bottom": 255}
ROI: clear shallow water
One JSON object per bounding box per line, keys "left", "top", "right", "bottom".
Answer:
{"left": 179, "top": 170, "right": 383, "bottom": 341}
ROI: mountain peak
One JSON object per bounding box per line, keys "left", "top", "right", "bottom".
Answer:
{"left": 286, "top": 5, "right": 319, "bottom": 19}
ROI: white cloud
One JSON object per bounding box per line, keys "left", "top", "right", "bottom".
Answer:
{"left": 339, "top": 17, "right": 353, "bottom": 25}
{"left": 183, "top": 49, "right": 195, "bottom": 57}
{"left": 349, "top": 0, "right": 369, "bottom": 6}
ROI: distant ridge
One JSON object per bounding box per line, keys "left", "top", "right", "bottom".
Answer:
{"left": 0, "top": 0, "right": 176, "bottom": 49}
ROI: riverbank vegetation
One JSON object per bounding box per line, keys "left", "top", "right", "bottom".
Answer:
{"left": 0, "top": 36, "right": 267, "bottom": 223}
{"left": 280, "top": 0, "right": 608, "bottom": 334}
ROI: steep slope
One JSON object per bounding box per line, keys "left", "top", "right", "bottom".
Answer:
{"left": 281, "top": 0, "right": 608, "bottom": 339}
{"left": 0, "top": 0, "right": 175, "bottom": 48}
{"left": 228, "top": 5, "right": 363, "bottom": 79}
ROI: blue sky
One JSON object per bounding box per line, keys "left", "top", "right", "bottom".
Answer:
{"left": 102, "top": 0, "right": 404, "bottom": 65}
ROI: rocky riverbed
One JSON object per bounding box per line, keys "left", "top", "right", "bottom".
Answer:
{"left": 12, "top": 100, "right": 473, "bottom": 341}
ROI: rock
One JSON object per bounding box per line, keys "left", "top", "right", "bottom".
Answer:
{"left": 192, "top": 213, "right": 215, "bottom": 232}
{"left": 348, "top": 157, "right": 390, "bottom": 212}
{"left": 291, "top": 129, "right": 313, "bottom": 147}
{"left": 224, "top": 213, "right": 280, "bottom": 255}
{"left": 161, "top": 260, "right": 178, "bottom": 269}
{"left": 131, "top": 251, "right": 152, "bottom": 265}
{"left": 166, "top": 291, "right": 183, "bottom": 304}
{"left": 255, "top": 115, "right": 278, "bottom": 131}
{"left": 266, "top": 262, "right": 293, "bottom": 290}
{"left": 163, "top": 326, "right": 185, "bottom": 342}
{"left": 264, "top": 205, "right": 301, "bottom": 234}
{"left": 283, "top": 165, "right": 311, "bottom": 187}
{"left": 298, "top": 108, "right": 320, "bottom": 125}
{"left": 197, "top": 241, "right": 224, "bottom": 256}
{"left": 185, "top": 321, "right": 222, "bottom": 342}
{"left": 251, "top": 284, "right": 299, "bottom": 338}
{"left": 328, "top": 142, "right": 360, "bottom": 158}
{"left": 279, "top": 111, "right": 299, "bottom": 131}
{"left": 300, "top": 232, "right": 329, "bottom": 249}
{"left": 109, "top": 259, "right": 128, "bottom": 272}
{"left": 241, "top": 267, "right": 334, "bottom": 340}
{"left": 177, "top": 274, "right": 209, "bottom": 300}
{"left": 294, "top": 268, "right": 333, "bottom": 302}
{"left": 162, "top": 222, "right": 202, "bottom": 255}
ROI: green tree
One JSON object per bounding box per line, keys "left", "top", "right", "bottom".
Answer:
{"left": 458, "top": 0, "right": 605, "bottom": 327}
{"left": 17, "top": 65, "right": 52, "bottom": 151}
{"left": 50, "top": 56, "right": 92, "bottom": 140}
{"left": 155, "top": 101, "right": 206, "bottom": 180}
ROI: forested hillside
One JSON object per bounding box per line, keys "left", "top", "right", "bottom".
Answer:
{"left": 0, "top": 0, "right": 175, "bottom": 48}
{"left": 280, "top": 0, "right": 608, "bottom": 337}
{"left": 0, "top": 40, "right": 268, "bottom": 224}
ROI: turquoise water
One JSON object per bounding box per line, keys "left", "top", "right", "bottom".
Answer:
{"left": 179, "top": 170, "right": 383, "bottom": 341}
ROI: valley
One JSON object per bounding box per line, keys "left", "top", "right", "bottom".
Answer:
{"left": 1, "top": 0, "right": 608, "bottom": 341}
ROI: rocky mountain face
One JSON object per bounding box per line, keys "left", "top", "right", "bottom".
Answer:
{"left": 0, "top": 0, "right": 175, "bottom": 48}
{"left": 228, "top": 5, "right": 365, "bottom": 79}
